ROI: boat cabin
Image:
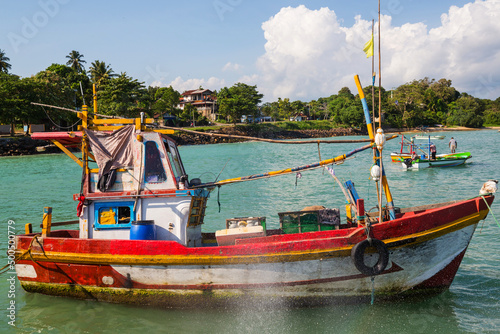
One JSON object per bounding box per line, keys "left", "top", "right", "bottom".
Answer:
{"left": 81, "top": 128, "right": 210, "bottom": 246}
{"left": 33, "top": 116, "right": 210, "bottom": 247}
{"left": 31, "top": 112, "right": 345, "bottom": 248}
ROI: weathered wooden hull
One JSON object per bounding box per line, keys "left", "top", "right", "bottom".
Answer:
{"left": 15, "top": 196, "right": 493, "bottom": 307}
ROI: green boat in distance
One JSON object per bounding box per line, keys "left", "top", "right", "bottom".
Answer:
{"left": 402, "top": 152, "right": 472, "bottom": 169}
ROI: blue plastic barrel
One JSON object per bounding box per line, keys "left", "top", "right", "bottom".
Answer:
{"left": 130, "top": 220, "right": 156, "bottom": 240}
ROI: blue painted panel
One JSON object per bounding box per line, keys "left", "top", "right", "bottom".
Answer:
{"left": 94, "top": 201, "right": 136, "bottom": 230}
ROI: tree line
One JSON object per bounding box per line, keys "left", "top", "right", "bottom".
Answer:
{"left": 1, "top": 48, "right": 499, "bottom": 133}
{"left": 260, "top": 80, "right": 500, "bottom": 129}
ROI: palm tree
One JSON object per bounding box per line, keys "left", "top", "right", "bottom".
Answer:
{"left": 65, "top": 50, "right": 86, "bottom": 73}
{"left": 0, "top": 49, "right": 12, "bottom": 73}
{"left": 88, "top": 60, "right": 116, "bottom": 87}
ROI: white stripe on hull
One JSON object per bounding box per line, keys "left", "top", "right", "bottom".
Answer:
{"left": 111, "top": 224, "right": 477, "bottom": 297}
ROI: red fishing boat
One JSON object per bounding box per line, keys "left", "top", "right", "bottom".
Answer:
{"left": 13, "top": 93, "right": 496, "bottom": 307}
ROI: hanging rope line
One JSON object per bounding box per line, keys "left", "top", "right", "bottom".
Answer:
{"left": 31, "top": 102, "right": 119, "bottom": 119}
{"left": 42, "top": 106, "right": 81, "bottom": 130}
{"left": 193, "top": 141, "right": 378, "bottom": 188}
{"left": 32, "top": 102, "right": 399, "bottom": 145}
{"left": 156, "top": 124, "right": 376, "bottom": 144}
{"left": 481, "top": 195, "right": 500, "bottom": 229}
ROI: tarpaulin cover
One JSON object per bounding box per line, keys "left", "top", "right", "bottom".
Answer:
{"left": 85, "top": 125, "right": 135, "bottom": 181}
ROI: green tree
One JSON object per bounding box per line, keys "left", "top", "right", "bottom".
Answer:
{"left": 261, "top": 102, "right": 279, "bottom": 121}
{"left": 0, "top": 70, "right": 79, "bottom": 132}
{"left": 217, "top": 83, "right": 263, "bottom": 123}
{"left": 390, "top": 79, "right": 430, "bottom": 128}
{"left": 307, "top": 100, "right": 327, "bottom": 120}
{"left": 65, "top": 50, "right": 86, "bottom": 73}
{"left": 0, "top": 73, "right": 22, "bottom": 133}
{"left": 328, "top": 88, "right": 357, "bottom": 124}
{"left": 446, "top": 95, "right": 484, "bottom": 128}
{"left": 483, "top": 98, "right": 500, "bottom": 125}
{"left": 179, "top": 102, "right": 209, "bottom": 125}
{"left": 153, "top": 86, "right": 181, "bottom": 117}
{"left": 0, "top": 49, "right": 11, "bottom": 73}
{"left": 277, "top": 97, "right": 292, "bottom": 120}
{"left": 97, "top": 73, "right": 147, "bottom": 117}
{"left": 89, "top": 60, "right": 116, "bottom": 87}
{"left": 45, "top": 63, "right": 92, "bottom": 108}
{"left": 290, "top": 100, "right": 305, "bottom": 115}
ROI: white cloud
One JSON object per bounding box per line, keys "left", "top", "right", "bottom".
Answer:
{"left": 222, "top": 62, "right": 242, "bottom": 71}
{"left": 254, "top": 1, "right": 500, "bottom": 101}
{"left": 151, "top": 1, "right": 500, "bottom": 101}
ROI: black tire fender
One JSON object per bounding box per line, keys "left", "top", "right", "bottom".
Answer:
{"left": 351, "top": 238, "right": 389, "bottom": 276}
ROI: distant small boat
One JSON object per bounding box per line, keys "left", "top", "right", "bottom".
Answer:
{"left": 414, "top": 134, "right": 445, "bottom": 140}
{"left": 402, "top": 152, "right": 472, "bottom": 169}
{"left": 391, "top": 134, "right": 451, "bottom": 162}
{"left": 391, "top": 152, "right": 464, "bottom": 162}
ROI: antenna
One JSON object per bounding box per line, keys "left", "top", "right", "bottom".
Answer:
{"left": 79, "top": 82, "right": 86, "bottom": 106}
{"left": 215, "top": 158, "right": 231, "bottom": 182}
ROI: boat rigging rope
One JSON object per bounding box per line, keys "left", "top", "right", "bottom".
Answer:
{"left": 31, "top": 102, "right": 377, "bottom": 144}
{"left": 41, "top": 105, "right": 82, "bottom": 130}
{"left": 0, "top": 235, "right": 40, "bottom": 275}
{"left": 31, "top": 102, "right": 119, "bottom": 119}
{"left": 481, "top": 196, "right": 500, "bottom": 229}
{"left": 157, "top": 124, "right": 375, "bottom": 145}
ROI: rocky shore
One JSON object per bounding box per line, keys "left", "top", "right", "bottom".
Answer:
{"left": 170, "top": 126, "right": 364, "bottom": 145}
{"left": 0, "top": 137, "right": 62, "bottom": 156}
{"left": 0, "top": 127, "right": 364, "bottom": 156}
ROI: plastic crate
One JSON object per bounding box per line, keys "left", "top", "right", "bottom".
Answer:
{"left": 279, "top": 209, "right": 340, "bottom": 234}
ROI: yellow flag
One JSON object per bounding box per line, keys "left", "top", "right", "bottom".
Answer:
{"left": 363, "top": 34, "right": 374, "bottom": 58}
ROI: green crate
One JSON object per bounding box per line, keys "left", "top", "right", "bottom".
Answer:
{"left": 279, "top": 209, "right": 340, "bottom": 234}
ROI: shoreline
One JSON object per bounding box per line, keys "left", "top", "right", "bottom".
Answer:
{"left": 1, "top": 126, "right": 498, "bottom": 156}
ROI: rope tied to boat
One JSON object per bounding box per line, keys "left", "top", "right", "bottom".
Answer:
{"left": 0, "top": 234, "right": 40, "bottom": 275}
{"left": 481, "top": 195, "right": 500, "bottom": 229}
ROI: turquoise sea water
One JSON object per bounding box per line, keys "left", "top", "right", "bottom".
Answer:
{"left": 1, "top": 130, "right": 499, "bottom": 333}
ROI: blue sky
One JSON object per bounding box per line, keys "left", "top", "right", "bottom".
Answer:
{"left": 1, "top": 0, "right": 498, "bottom": 102}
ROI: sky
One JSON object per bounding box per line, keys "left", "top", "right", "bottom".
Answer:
{"left": 1, "top": 0, "right": 499, "bottom": 102}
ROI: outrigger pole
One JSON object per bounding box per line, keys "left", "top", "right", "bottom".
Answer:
{"left": 193, "top": 135, "right": 397, "bottom": 188}
{"left": 354, "top": 75, "right": 396, "bottom": 221}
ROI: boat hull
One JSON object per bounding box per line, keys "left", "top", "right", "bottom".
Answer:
{"left": 402, "top": 156, "right": 470, "bottom": 169}
{"left": 391, "top": 152, "right": 469, "bottom": 162}
{"left": 14, "top": 196, "right": 493, "bottom": 307}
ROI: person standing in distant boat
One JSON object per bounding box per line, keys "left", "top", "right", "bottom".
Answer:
{"left": 430, "top": 143, "right": 437, "bottom": 159}
{"left": 449, "top": 137, "right": 457, "bottom": 153}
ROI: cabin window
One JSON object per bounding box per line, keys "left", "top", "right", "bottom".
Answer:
{"left": 94, "top": 201, "right": 135, "bottom": 230}
{"left": 165, "top": 140, "right": 186, "bottom": 182}
{"left": 144, "top": 141, "right": 167, "bottom": 183}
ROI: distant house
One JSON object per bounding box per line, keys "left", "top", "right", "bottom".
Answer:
{"left": 241, "top": 115, "right": 272, "bottom": 123}
{"left": 178, "top": 89, "right": 218, "bottom": 121}
{"left": 289, "top": 113, "right": 308, "bottom": 121}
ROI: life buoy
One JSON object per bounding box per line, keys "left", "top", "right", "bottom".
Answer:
{"left": 351, "top": 238, "right": 389, "bottom": 276}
